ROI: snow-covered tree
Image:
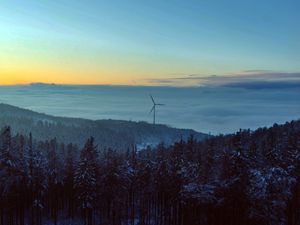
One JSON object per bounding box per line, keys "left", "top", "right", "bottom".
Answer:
{"left": 75, "top": 137, "right": 98, "bottom": 225}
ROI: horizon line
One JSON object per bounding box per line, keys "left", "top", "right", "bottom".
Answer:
{"left": 0, "top": 82, "right": 204, "bottom": 88}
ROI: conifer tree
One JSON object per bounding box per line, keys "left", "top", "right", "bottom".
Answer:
{"left": 75, "top": 137, "right": 98, "bottom": 225}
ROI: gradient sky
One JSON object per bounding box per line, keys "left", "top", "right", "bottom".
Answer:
{"left": 0, "top": 0, "right": 299, "bottom": 85}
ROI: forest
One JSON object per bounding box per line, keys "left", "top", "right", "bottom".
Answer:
{"left": 0, "top": 120, "right": 300, "bottom": 225}
{"left": 0, "top": 103, "right": 207, "bottom": 150}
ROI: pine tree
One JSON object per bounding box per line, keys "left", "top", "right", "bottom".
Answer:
{"left": 0, "top": 126, "right": 21, "bottom": 224}
{"left": 27, "top": 136, "right": 46, "bottom": 225}
{"left": 65, "top": 143, "right": 76, "bottom": 218}
{"left": 46, "top": 139, "right": 60, "bottom": 225}
{"left": 75, "top": 137, "right": 98, "bottom": 225}
{"left": 14, "top": 134, "right": 27, "bottom": 225}
{"left": 218, "top": 131, "right": 251, "bottom": 225}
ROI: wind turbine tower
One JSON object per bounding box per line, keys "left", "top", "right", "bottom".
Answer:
{"left": 149, "top": 94, "right": 165, "bottom": 125}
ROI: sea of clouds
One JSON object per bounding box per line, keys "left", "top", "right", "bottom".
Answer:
{"left": 0, "top": 75, "right": 299, "bottom": 134}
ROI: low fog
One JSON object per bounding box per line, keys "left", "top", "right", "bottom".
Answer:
{"left": 0, "top": 83, "right": 299, "bottom": 134}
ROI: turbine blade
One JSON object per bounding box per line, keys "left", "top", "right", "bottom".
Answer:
{"left": 150, "top": 94, "right": 155, "bottom": 104}
{"left": 156, "top": 103, "right": 165, "bottom": 106}
{"left": 149, "top": 106, "right": 155, "bottom": 114}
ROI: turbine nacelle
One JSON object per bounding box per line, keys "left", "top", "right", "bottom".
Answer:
{"left": 149, "top": 94, "right": 165, "bottom": 125}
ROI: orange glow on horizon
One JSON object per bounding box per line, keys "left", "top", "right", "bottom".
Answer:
{"left": 0, "top": 69, "right": 148, "bottom": 86}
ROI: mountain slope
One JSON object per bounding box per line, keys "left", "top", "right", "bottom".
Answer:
{"left": 0, "top": 103, "right": 208, "bottom": 150}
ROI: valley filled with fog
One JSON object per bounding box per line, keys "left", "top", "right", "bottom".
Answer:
{"left": 0, "top": 83, "right": 299, "bottom": 134}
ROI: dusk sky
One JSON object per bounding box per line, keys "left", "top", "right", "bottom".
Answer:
{"left": 0, "top": 0, "right": 299, "bottom": 85}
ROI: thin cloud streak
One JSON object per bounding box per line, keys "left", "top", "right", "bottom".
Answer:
{"left": 145, "top": 71, "right": 300, "bottom": 88}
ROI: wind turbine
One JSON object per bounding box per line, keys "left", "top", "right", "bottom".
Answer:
{"left": 149, "top": 94, "right": 165, "bottom": 125}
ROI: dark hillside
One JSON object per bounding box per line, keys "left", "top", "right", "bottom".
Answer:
{"left": 0, "top": 103, "right": 208, "bottom": 150}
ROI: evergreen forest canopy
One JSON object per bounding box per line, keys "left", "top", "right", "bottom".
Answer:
{"left": 0, "top": 119, "right": 300, "bottom": 225}
{"left": 0, "top": 103, "right": 207, "bottom": 150}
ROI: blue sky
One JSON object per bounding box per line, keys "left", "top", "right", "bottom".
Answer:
{"left": 0, "top": 0, "right": 299, "bottom": 85}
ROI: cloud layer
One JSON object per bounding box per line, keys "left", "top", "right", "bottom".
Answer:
{"left": 146, "top": 71, "right": 300, "bottom": 89}
{"left": 0, "top": 83, "right": 299, "bottom": 134}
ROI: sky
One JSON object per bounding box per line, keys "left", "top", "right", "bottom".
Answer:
{"left": 0, "top": 0, "right": 300, "bottom": 85}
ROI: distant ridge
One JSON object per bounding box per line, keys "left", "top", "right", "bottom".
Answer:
{"left": 0, "top": 103, "right": 209, "bottom": 150}
{"left": 30, "top": 82, "right": 57, "bottom": 86}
